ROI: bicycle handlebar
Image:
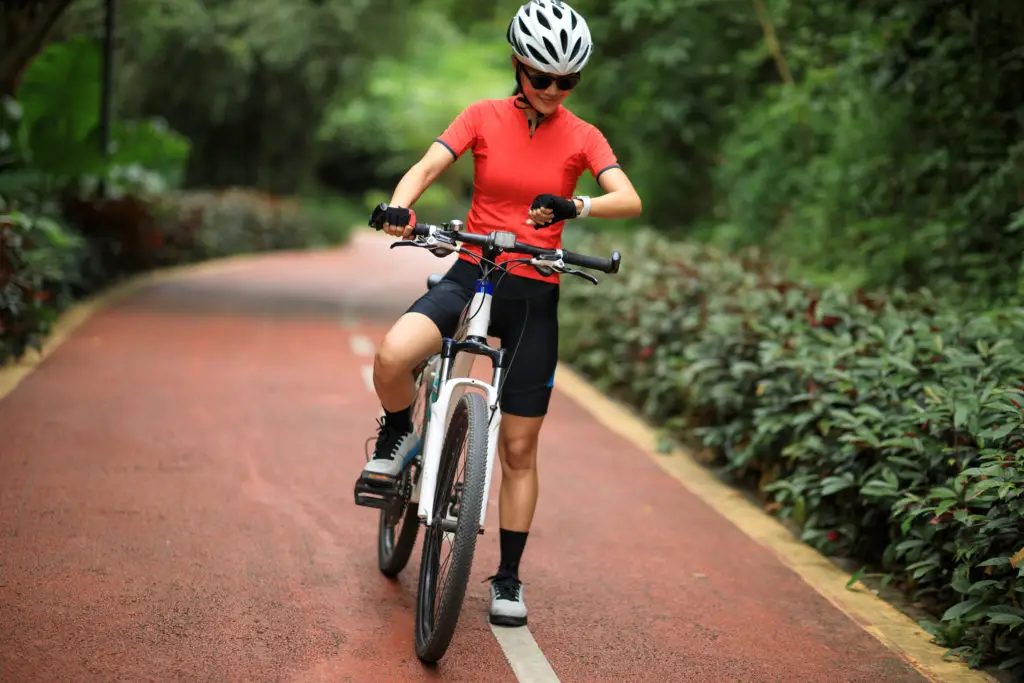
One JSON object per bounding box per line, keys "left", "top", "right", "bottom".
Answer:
{"left": 408, "top": 223, "right": 620, "bottom": 274}
{"left": 370, "top": 203, "right": 621, "bottom": 277}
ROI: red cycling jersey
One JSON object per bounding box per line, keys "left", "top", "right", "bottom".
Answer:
{"left": 435, "top": 96, "right": 620, "bottom": 284}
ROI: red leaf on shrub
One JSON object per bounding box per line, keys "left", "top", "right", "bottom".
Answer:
{"left": 821, "top": 315, "right": 841, "bottom": 328}
{"left": 826, "top": 530, "right": 840, "bottom": 542}
{"left": 33, "top": 290, "right": 50, "bottom": 302}
{"left": 638, "top": 345, "right": 654, "bottom": 360}
{"left": 920, "top": 421, "right": 930, "bottom": 431}
{"left": 806, "top": 299, "right": 819, "bottom": 327}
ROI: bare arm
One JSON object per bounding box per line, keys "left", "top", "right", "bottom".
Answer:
{"left": 382, "top": 142, "right": 458, "bottom": 237}
{"left": 574, "top": 167, "right": 642, "bottom": 219}
{"left": 526, "top": 167, "right": 643, "bottom": 227}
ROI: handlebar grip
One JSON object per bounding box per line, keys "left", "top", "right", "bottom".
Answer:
{"left": 562, "top": 249, "right": 621, "bottom": 274}
{"left": 370, "top": 202, "right": 424, "bottom": 234}
{"left": 369, "top": 202, "right": 387, "bottom": 229}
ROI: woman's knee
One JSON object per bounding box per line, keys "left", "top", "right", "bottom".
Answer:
{"left": 374, "top": 336, "right": 413, "bottom": 382}
{"left": 499, "top": 417, "right": 544, "bottom": 472}
{"left": 375, "top": 313, "right": 441, "bottom": 381}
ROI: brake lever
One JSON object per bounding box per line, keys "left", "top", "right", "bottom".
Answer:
{"left": 565, "top": 267, "right": 599, "bottom": 285}
{"left": 389, "top": 239, "right": 423, "bottom": 250}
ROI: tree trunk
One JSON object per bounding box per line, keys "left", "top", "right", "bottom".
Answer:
{"left": 0, "top": 0, "right": 76, "bottom": 95}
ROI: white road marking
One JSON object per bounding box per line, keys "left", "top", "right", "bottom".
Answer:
{"left": 348, "top": 330, "right": 559, "bottom": 681}
{"left": 490, "top": 625, "right": 561, "bottom": 682}
{"left": 349, "top": 334, "right": 375, "bottom": 356}
{"left": 360, "top": 365, "right": 374, "bottom": 393}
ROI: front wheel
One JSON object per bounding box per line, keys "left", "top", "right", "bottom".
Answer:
{"left": 414, "top": 391, "right": 489, "bottom": 663}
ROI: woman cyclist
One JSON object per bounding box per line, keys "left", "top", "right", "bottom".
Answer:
{"left": 357, "top": 0, "right": 642, "bottom": 628}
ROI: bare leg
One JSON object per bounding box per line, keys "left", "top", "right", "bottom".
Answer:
{"left": 373, "top": 312, "right": 443, "bottom": 412}
{"left": 497, "top": 414, "right": 544, "bottom": 531}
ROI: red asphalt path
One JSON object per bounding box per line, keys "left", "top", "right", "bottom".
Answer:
{"left": 0, "top": 232, "right": 926, "bottom": 682}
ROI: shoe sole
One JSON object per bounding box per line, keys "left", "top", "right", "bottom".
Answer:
{"left": 489, "top": 613, "right": 528, "bottom": 627}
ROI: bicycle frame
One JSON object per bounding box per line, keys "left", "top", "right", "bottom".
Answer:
{"left": 413, "top": 272, "right": 507, "bottom": 530}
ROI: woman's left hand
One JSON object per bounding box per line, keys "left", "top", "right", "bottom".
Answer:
{"left": 526, "top": 194, "right": 577, "bottom": 227}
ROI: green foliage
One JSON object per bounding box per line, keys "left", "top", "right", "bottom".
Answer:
{"left": 316, "top": 3, "right": 510, "bottom": 206}
{"left": 0, "top": 202, "right": 86, "bottom": 363}
{"left": 1, "top": 36, "right": 190, "bottom": 202}
{"left": 58, "top": 0, "right": 418, "bottom": 194}
{"left": 0, "top": 29, "right": 351, "bottom": 368}
{"left": 568, "top": 0, "right": 1024, "bottom": 307}
{"left": 153, "top": 189, "right": 355, "bottom": 264}
{"left": 559, "top": 228, "right": 1024, "bottom": 672}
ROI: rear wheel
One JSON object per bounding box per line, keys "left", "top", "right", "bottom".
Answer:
{"left": 414, "top": 391, "right": 489, "bottom": 663}
{"left": 376, "top": 357, "right": 437, "bottom": 577}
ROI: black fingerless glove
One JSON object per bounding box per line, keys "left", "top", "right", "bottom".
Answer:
{"left": 368, "top": 203, "right": 414, "bottom": 230}
{"left": 530, "top": 194, "right": 577, "bottom": 228}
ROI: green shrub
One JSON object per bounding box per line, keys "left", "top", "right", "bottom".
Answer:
{"left": 559, "top": 227, "right": 1024, "bottom": 673}
{"left": 154, "top": 189, "right": 354, "bottom": 260}
{"left": 0, "top": 204, "right": 87, "bottom": 363}
{"left": 0, "top": 187, "right": 356, "bottom": 368}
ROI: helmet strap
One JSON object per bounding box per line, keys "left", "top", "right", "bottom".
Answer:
{"left": 513, "top": 61, "right": 546, "bottom": 135}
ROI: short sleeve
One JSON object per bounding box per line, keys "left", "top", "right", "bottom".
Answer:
{"left": 582, "top": 125, "right": 620, "bottom": 180}
{"left": 435, "top": 102, "right": 483, "bottom": 160}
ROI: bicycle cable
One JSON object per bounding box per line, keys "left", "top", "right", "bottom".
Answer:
{"left": 426, "top": 240, "right": 554, "bottom": 424}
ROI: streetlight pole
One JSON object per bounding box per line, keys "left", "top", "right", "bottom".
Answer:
{"left": 98, "top": 0, "right": 116, "bottom": 197}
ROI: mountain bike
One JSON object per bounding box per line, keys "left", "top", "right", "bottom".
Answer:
{"left": 354, "top": 203, "right": 621, "bottom": 663}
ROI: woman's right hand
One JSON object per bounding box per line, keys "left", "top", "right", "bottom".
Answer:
{"left": 371, "top": 204, "right": 416, "bottom": 238}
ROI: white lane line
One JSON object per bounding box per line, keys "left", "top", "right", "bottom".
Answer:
{"left": 360, "top": 365, "right": 374, "bottom": 393}
{"left": 348, "top": 330, "right": 559, "bottom": 681}
{"left": 350, "top": 334, "right": 375, "bottom": 357}
{"left": 490, "top": 625, "right": 561, "bottom": 682}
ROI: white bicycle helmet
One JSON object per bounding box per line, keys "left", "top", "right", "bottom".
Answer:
{"left": 506, "top": 0, "right": 593, "bottom": 76}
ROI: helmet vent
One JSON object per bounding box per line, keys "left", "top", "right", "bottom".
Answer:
{"left": 527, "top": 44, "right": 551, "bottom": 66}
{"left": 569, "top": 37, "right": 582, "bottom": 61}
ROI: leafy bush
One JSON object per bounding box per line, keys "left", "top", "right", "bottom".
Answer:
{"left": 564, "top": 1, "right": 1024, "bottom": 306}
{"left": 0, "top": 204, "right": 87, "bottom": 363}
{"left": 559, "top": 228, "right": 1024, "bottom": 673}
{"left": 1, "top": 34, "right": 357, "bottom": 368}
{"left": 153, "top": 189, "right": 355, "bottom": 261}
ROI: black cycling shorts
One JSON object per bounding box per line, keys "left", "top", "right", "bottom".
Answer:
{"left": 405, "top": 258, "right": 559, "bottom": 418}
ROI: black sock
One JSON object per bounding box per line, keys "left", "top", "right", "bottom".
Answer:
{"left": 498, "top": 528, "right": 528, "bottom": 580}
{"left": 383, "top": 405, "right": 411, "bottom": 431}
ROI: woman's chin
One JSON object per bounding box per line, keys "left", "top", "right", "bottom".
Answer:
{"left": 534, "top": 101, "right": 560, "bottom": 116}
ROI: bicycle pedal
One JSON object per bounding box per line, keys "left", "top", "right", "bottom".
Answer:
{"left": 354, "top": 475, "right": 399, "bottom": 510}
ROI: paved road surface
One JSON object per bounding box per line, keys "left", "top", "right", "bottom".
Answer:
{"left": 0, "top": 231, "right": 928, "bottom": 681}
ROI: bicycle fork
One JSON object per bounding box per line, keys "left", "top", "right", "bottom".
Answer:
{"left": 415, "top": 375, "right": 502, "bottom": 530}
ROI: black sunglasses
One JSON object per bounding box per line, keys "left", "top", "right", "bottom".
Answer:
{"left": 518, "top": 62, "right": 581, "bottom": 91}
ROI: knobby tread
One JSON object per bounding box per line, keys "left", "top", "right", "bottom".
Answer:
{"left": 415, "top": 391, "right": 489, "bottom": 663}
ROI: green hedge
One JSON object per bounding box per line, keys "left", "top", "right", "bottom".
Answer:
{"left": 559, "top": 228, "right": 1024, "bottom": 674}
{"left": 0, "top": 189, "right": 356, "bottom": 366}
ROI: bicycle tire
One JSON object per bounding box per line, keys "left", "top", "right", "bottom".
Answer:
{"left": 376, "top": 359, "right": 435, "bottom": 576}
{"left": 414, "top": 391, "right": 489, "bottom": 663}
